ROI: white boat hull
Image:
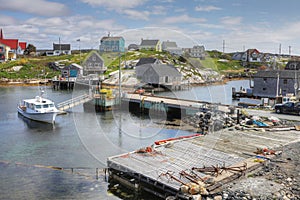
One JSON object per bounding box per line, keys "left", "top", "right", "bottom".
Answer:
{"left": 17, "top": 107, "right": 57, "bottom": 124}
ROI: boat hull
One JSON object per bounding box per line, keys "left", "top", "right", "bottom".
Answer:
{"left": 17, "top": 107, "right": 57, "bottom": 124}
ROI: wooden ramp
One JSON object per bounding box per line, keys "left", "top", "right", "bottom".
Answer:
{"left": 107, "top": 128, "right": 300, "bottom": 199}
{"left": 57, "top": 94, "right": 91, "bottom": 111}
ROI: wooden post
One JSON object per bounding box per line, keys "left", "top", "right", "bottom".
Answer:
{"left": 237, "top": 109, "right": 240, "bottom": 124}
{"left": 96, "top": 168, "right": 99, "bottom": 180}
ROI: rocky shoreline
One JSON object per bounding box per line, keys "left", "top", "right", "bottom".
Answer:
{"left": 0, "top": 78, "right": 51, "bottom": 87}
{"left": 207, "top": 141, "right": 300, "bottom": 200}
{"left": 158, "top": 110, "right": 300, "bottom": 200}
{"left": 0, "top": 77, "right": 246, "bottom": 88}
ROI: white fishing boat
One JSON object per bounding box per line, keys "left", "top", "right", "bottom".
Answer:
{"left": 17, "top": 91, "right": 59, "bottom": 124}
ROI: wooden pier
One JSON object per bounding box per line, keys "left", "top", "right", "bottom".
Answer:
{"left": 122, "top": 93, "right": 234, "bottom": 119}
{"left": 107, "top": 127, "right": 300, "bottom": 199}
{"left": 52, "top": 78, "right": 76, "bottom": 90}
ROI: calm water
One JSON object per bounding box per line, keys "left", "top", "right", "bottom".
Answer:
{"left": 0, "top": 80, "right": 249, "bottom": 199}
{"left": 158, "top": 79, "right": 251, "bottom": 105}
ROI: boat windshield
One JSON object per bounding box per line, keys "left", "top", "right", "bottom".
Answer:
{"left": 35, "top": 105, "right": 42, "bottom": 109}
{"left": 49, "top": 104, "right": 54, "bottom": 107}
{"left": 43, "top": 104, "right": 49, "bottom": 108}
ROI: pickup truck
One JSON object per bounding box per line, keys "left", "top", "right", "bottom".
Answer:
{"left": 274, "top": 101, "right": 300, "bottom": 115}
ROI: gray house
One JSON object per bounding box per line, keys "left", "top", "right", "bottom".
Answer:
{"left": 183, "top": 45, "right": 205, "bottom": 59}
{"left": 161, "top": 41, "right": 183, "bottom": 55}
{"left": 47, "top": 43, "right": 71, "bottom": 56}
{"left": 253, "top": 70, "right": 300, "bottom": 98}
{"left": 61, "top": 63, "right": 83, "bottom": 78}
{"left": 136, "top": 63, "right": 182, "bottom": 90}
{"left": 140, "top": 39, "right": 161, "bottom": 51}
{"left": 285, "top": 61, "right": 300, "bottom": 70}
{"left": 82, "top": 51, "right": 106, "bottom": 76}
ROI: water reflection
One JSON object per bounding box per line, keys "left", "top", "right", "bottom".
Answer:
{"left": 18, "top": 113, "right": 56, "bottom": 130}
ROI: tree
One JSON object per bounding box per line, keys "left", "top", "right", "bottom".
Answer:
{"left": 24, "top": 44, "right": 36, "bottom": 55}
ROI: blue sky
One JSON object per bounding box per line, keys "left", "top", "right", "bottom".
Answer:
{"left": 1, "top": 0, "right": 300, "bottom": 55}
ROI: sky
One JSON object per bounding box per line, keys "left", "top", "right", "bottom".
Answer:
{"left": 1, "top": 0, "right": 300, "bottom": 55}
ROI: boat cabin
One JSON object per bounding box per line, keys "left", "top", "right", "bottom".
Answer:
{"left": 20, "top": 96, "right": 57, "bottom": 113}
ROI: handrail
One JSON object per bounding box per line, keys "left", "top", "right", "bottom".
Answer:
{"left": 57, "top": 94, "right": 91, "bottom": 110}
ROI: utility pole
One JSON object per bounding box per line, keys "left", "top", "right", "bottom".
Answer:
{"left": 118, "top": 52, "right": 121, "bottom": 105}
{"left": 289, "top": 46, "right": 291, "bottom": 57}
{"left": 279, "top": 43, "right": 281, "bottom": 55}
{"left": 222, "top": 40, "right": 225, "bottom": 53}
{"left": 59, "top": 37, "right": 61, "bottom": 55}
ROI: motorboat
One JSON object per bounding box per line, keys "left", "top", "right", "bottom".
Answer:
{"left": 17, "top": 91, "right": 59, "bottom": 124}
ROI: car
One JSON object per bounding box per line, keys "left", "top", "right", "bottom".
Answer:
{"left": 274, "top": 101, "right": 300, "bottom": 115}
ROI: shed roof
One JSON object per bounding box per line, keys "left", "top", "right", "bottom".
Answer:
{"left": 253, "top": 70, "right": 300, "bottom": 79}
{"left": 140, "top": 39, "right": 159, "bottom": 46}
{"left": 101, "top": 36, "right": 124, "bottom": 41}
{"left": 19, "top": 42, "right": 27, "bottom": 50}
{"left": 144, "top": 64, "right": 181, "bottom": 77}
{"left": 136, "top": 57, "right": 159, "bottom": 66}
{"left": 53, "top": 43, "right": 71, "bottom": 51}
{"left": 0, "top": 39, "right": 19, "bottom": 49}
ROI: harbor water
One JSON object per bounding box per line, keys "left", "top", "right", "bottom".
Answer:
{"left": 0, "top": 80, "right": 249, "bottom": 199}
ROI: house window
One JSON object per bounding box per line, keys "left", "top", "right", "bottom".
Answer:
{"left": 165, "top": 76, "right": 169, "bottom": 83}
{"left": 92, "top": 56, "right": 96, "bottom": 61}
{"left": 283, "top": 79, "right": 287, "bottom": 84}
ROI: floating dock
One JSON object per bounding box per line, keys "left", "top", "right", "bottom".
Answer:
{"left": 107, "top": 128, "right": 300, "bottom": 199}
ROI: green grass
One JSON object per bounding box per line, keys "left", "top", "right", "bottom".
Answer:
{"left": 0, "top": 49, "right": 248, "bottom": 79}
{"left": 0, "top": 53, "right": 85, "bottom": 79}
{"left": 189, "top": 56, "right": 244, "bottom": 74}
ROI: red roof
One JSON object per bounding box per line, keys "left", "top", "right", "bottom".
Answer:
{"left": 19, "top": 42, "right": 27, "bottom": 50}
{"left": 0, "top": 29, "right": 27, "bottom": 50}
{"left": 0, "top": 39, "right": 19, "bottom": 50}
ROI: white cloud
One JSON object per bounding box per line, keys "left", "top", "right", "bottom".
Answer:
{"left": 220, "top": 16, "right": 242, "bottom": 26}
{"left": 208, "top": 21, "right": 300, "bottom": 54}
{"left": 0, "top": 15, "right": 18, "bottom": 25}
{"left": 81, "top": 0, "right": 146, "bottom": 10}
{"left": 0, "top": 0, "right": 70, "bottom": 17}
{"left": 151, "top": 5, "right": 166, "bottom": 15}
{"left": 122, "top": 9, "right": 150, "bottom": 21}
{"left": 18, "top": 15, "right": 125, "bottom": 49}
{"left": 195, "top": 5, "right": 222, "bottom": 12}
{"left": 162, "top": 14, "right": 206, "bottom": 24}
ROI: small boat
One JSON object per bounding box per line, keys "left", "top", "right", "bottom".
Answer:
{"left": 17, "top": 91, "right": 59, "bottom": 124}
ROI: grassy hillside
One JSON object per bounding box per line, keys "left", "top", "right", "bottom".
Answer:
{"left": 0, "top": 49, "right": 247, "bottom": 80}
{"left": 0, "top": 53, "right": 86, "bottom": 79}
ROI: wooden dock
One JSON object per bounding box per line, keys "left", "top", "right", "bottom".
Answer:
{"left": 122, "top": 93, "right": 235, "bottom": 119}
{"left": 107, "top": 128, "right": 300, "bottom": 199}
